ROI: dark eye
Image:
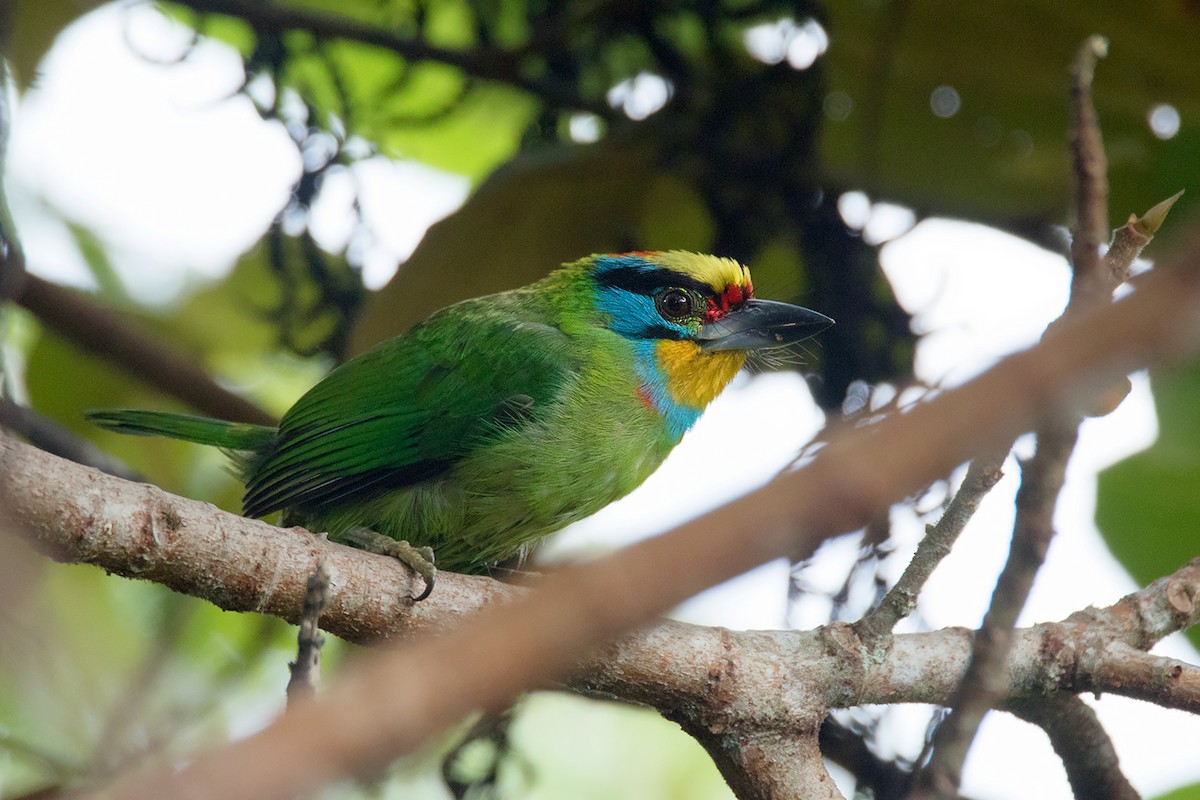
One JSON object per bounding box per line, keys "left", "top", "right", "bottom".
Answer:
{"left": 656, "top": 289, "right": 693, "bottom": 320}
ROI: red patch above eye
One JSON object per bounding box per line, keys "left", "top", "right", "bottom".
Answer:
{"left": 703, "top": 282, "right": 754, "bottom": 322}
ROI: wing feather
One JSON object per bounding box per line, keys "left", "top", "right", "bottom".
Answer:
{"left": 242, "top": 303, "right": 574, "bottom": 518}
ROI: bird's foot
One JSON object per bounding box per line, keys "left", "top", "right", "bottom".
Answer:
{"left": 342, "top": 527, "right": 436, "bottom": 602}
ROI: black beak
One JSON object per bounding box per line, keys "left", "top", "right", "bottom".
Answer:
{"left": 696, "top": 299, "right": 834, "bottom": 352}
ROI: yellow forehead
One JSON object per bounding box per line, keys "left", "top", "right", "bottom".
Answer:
{"left": 648, "top": 251, "right": 751, "bottom": 292}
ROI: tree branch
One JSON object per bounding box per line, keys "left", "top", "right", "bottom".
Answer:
{"left": 6, "top": 425, "right": 1200, "bottom": 799}
{"left": 169, "top": 0, "right": 618, "bottom": 119}
{"left": 1006, "top": 694, "right": 1139, "bottom": 800}
{"left": 0, "top": 396, "right": 143, "bottom": 481}
{"left": 913, "top": 36, "right": 1178, "bottom": 791}
{"left": 916, "top": 417, "right": 1078, "bottom": 799}
{"left": 1067, "top": 35, "right": 1110, "bottom": 309}
{"left": 13, "top": 275, "right": 274, "bottom": 426}
{"left": 819, "top": 718, "right": 917, "bottom": 800}
{"left": 855, "top": 452, "right": 1005, "bottom": 643}
{"left": 3, "top": 217, "right": 1200, "bottom": 800}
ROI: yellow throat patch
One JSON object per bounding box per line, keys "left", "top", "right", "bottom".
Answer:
{"left": 654, "top": 340, "right": 746, "bottom": 408}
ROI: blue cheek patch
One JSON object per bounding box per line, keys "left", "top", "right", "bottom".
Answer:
{"left": 594, "top": 289, "right": 666, "bottom": 339}
{"left": 598, "top": 294, "right": 702, "bottom": 442}
{"left": 631, "top": 339, "right": 702, "bottom": 441}
{"left": 591, "top": 268, "right": 705, "bottom": 442}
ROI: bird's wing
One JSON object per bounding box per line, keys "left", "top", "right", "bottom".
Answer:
{"left": 242, "top": 306, "right": 576, "bottom": 517}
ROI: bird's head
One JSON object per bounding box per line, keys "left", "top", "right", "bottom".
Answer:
{"left": 582, "top": 250, "right": 833, "bottom": 438}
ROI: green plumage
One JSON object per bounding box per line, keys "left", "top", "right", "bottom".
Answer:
{"left": 90, "top": 252, "right": 831, "bottom": 576}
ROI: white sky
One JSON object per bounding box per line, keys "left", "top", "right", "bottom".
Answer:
{"left": 5, "top": 5, "right": 1198, "bottom": 799}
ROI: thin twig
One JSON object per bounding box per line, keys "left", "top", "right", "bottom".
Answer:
{"left": 855, "top": 452, "right": 1005, "bottom": 644}
{"left": 855, "top": 199, "right": 1185, "bottom": 653}
{"left": 286, "top": 562, "right": 330, "bottom": 709}
{"left": 913, "top": 206, "right": 1184, "bottom": 798}
{"left": 1067, "top": 35, "right": 1110, "bottom": 310}
{"left": 1103, "top": 190, "right": 1185, "bottom": 289}
{"left": 914, "top": 421, "right": 1077, "bottom": 798}
{"left": 1006, "top": 694, "right": 1139, "bottom": 800}
{"left": 911, "top": 38, "right": 1165, "bottom": 798}
{"left": 170, "top": 0, "right": 618, "bottom": 120}
{"left": 14, "top": 275, "right": 275, "bottom": 426}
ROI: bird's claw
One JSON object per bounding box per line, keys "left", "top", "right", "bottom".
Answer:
{"left": 343, "top": 527, "right": 437, "bottom": 602}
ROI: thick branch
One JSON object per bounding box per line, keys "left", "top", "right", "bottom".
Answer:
{"left": 1083, "top": 645, "right": 1200, "bottom": 714}
{"left": 5, "top": 432, "right": 1200, "bottom": 798}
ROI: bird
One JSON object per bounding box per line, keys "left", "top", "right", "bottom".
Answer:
{"left": 89, "top": 251, "right": 833, "bottom": 599}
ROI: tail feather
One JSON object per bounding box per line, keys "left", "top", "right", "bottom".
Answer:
{"left": 87, "top": 409, "right": 275, "bottom": 452}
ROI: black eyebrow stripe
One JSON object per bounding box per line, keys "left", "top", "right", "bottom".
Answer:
{"left": 594, "top": 266, "right": 717, "bottom": 296}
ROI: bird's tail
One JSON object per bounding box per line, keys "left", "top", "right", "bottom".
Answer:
{"left": 86, "top": 409, "right": 275, "bottom": 452}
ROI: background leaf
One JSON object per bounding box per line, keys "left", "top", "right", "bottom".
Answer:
{"left": 1096, "top": 363, "right": 1200, "bottom": 648}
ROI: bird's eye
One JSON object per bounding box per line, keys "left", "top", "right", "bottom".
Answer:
{"left": 656, "top": 289, "right": 693, "bottom": 321}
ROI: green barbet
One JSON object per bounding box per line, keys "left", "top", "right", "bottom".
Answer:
{"left": 90, "top": 251, "right": 832, "bottom": 599}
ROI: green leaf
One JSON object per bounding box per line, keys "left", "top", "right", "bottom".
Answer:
{"left": 1096, "top": 362, "right": 1200, "bottom": 648}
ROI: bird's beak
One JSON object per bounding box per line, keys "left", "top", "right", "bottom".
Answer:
{"left": 696, "top": 299, "right": 834, "bottom": 352}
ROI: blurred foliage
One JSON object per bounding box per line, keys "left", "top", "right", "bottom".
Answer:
{"left": 0, "top": 551, "right": 300, "bottom": 797}
{"left": 162, "top": 0, "right": 921, "bottom": 405}
{"left": 4, "top": 0, "right": 1200, "bottom": 797}
{"left": 1, "top": 0, "right": 107, "bottom": 90}
{"left": 1154, "top": 782, "right": 1200, "bottom": 800}
{"left": 1097, "top": 363, "right": 1200, "bottom": 651}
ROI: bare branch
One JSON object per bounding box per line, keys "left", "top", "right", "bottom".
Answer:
{"left": 819, "top": 719, "right": 916, "bottom": 800}
{"left": 913, "top": 37, "right": 1182, "bottom": 792}
{"left": 14, "top": 275, "right": 275, "bottom": 426}
{"left": 916, "top": 419, "right": 1078, "bottom": 798}
{"left": 855, "top": 452, "right": 1005, "bottom": 644}
{"left": 717, "top": 731, "right": 842, "bottom": 800}
{"left": 170, "top": 0, "right": 618, "bottom": 119}
{"left": 5, "top": 446, "right": 1200, "bottom": 798}
{"left": 1006, "top": 694, "right": 1139, "bottom": 800}
{"left": 1084, "top": 645, "right": 1200, "bottom": 714}
{"left": 1067, "top": 34, "right": 1110, "bottom": 309}
{"left": 0, "top": 396, "right": 143, "bottom": 481}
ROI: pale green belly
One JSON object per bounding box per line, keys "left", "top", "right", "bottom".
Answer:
{"left": 298, "top": 402, "right": 678, "bottom": 574}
